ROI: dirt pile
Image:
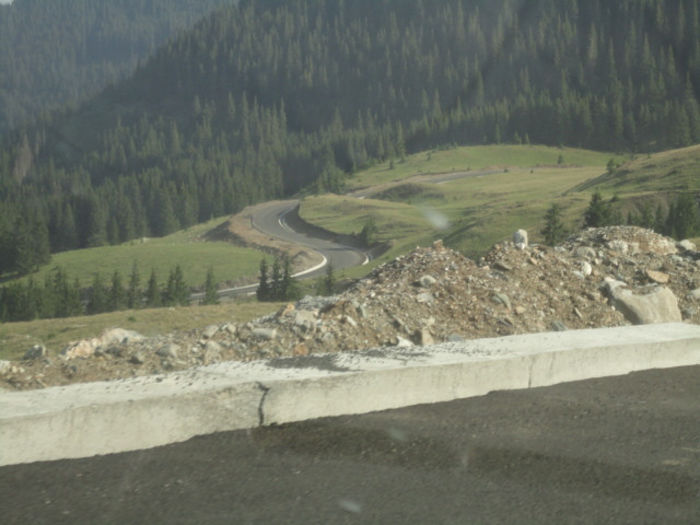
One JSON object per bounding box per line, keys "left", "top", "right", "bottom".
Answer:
{"left": 2, "top": 226, "right": 699, "bottom": 391}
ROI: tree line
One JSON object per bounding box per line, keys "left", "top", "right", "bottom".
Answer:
{"left": 0, "top": 0, "right": 233, "bottom": 137}
{"left": 1, "top": 0, "right": 700, "bottom": 277}
{"left": 0, "top": 262, "right": 224, "bottom": 323}
{"left": 541, "top": 191, "right": 700, "bottom": 246}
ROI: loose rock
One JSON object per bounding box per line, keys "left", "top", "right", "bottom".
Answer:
{"left": 23, "top": 344, "right": 46, "bottom": 360}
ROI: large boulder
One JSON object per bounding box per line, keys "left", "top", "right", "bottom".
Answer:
{"left": 608, "top": 285, "right": 682, "bottom": 325}
{"left": 61, "top": 328, "right": 143, "bottom": 359}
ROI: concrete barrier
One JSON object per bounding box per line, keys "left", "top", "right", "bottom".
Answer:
{"left": 1, "top": 323, "right": 699, "bottom": 466}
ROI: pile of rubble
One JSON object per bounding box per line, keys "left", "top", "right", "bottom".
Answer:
{"left": 2, "top": 226, "right": 699, "bottom": 391}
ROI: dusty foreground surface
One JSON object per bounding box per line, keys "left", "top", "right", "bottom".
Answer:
{"left": 2, "top": 225, "right": 699, "bottom": 390}
{"left": 1, "top": 365, "right": 698, "bottom": 524}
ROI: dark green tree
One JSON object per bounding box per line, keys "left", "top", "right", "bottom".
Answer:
{"left": 164, "top": 264, "right": 189, "bottom": 306}
{"left": 359, "top": 217, "right": 378, "bottom": 246}
{"left": 256, "top": 258, "right": 270, "bottom": 301}
{"left": 583, "top": 191, "right": 611, "bottom": 228}
{"left": 87, "top": 272, "right": 108, "bottom": 315}
{"left": 109, "top": 270, "right": 127, "bottom": 311}
{"left": 281, "top": 255, "right": 301, "bottom": 301}
{"left": 127, "top": 262, "right": 141, "bottom": 309}
{"left": 667, "top": 193, "right": 700, "bottom": 239}
{"left": 322, "top": 262, "right": 335, "bottom": 296}
{"left": 541, "top": 203, "right": 568, "bottom": 246}
{"left": 145, "top": 269, "right": 161, "bottom": 308}
{"left": 202, "top": 266, "right": 219, "bottom": 305}
{"left": 270, "top": 257, "right": 282, "bottom": 300}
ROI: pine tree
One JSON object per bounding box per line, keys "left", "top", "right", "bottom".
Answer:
{"left": 541, "top": 203, "right": 567, "bottom": 246}
{"left": 109, "top": 270, "right": 127, "bottom": 311}
{"left": 280, "top": 255, "right": 300, "bottom": 300}
{"left": 322, "top": 262, "right": 335, "bottom": 296}
{"left": 202, "top": 266, "right": 219, "bottom": 305}
{"left": 584, "top": 191, "right": 611, "bottom": 227}
{"left": 270, "top": 257, "right": 282, "bottom": 300}
{"left": 668, "top": 193, "right": 700, "bottom": 239}
{"left": 87, "top": 272, "right": 108, "bottom": 314}
{"left": 127, "top": 262, "right": 141, "bottom": 309}
{"left": 169, "top": 264, "right": 189, "bottom": 305}
{"left": 256, "top": 258, "right": 270, "bottom": 301}
{"left": 145, "top": 269, "right": 161, "bottom": 308}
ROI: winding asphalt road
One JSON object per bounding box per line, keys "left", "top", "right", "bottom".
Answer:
{"left": 208, "top": 200, "right": 369, "bottom": 298}
{"left": 250, "top": 199, "right": 369, "bottom": 277}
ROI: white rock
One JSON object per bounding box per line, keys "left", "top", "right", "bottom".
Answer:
{"left": 419, "top": 275, "right": 437, "bottom": 287}
{"left": 341, "top": 315, "right": 358, "bottom": 328}
{"left": 202, "top": 325, "right": 219, "bottom": 339}
{"left": 678, "top": 239, "right": 697, "bottom": 252}
{"left": 609, "top": 286, "right": 682, "bottom": 325}
{"left": 574, "top": 246, "right": 597, "bottom": 260}
{"left": 513, "top": 229, "right": 528, "bottom": 249}
{"left": 579, "top": 261, "right": 592, "bottom": 277}
{"left": 607, "top": 240, "right": 628, "bottom": 254}
{"left": 252, "top": 327, "right": 277, "bottom": 340}
{"left": 395, "top": 336, "right": 414, "bottom": 347}
{"left": 23, "top": 344, "right": 46, "bottom": 360}
{"left": 156, "top": 344, "right": 180, "bottom": 359}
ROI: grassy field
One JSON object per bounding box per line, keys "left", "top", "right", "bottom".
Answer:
{"left": 570, "top": 144, "right": 700, "bottom": 196}
{"left": 347, "top": 144, "right": 621, "bottom": 190}
{"left": 0, "top": 299, "right": 286, "bottom": 361}
{"left": 303, "top": 166, "right": 600, "bottom": 262}
{"left": 15, "top": 217, "right": 264, "bottom": 290}
{"left": 303, "top": 143, "right": 700, "bottom": 262}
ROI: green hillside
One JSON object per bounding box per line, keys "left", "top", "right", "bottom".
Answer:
{"left": 0, "top": 0, "right": 233, "bottom": 136}
{"left": 2, "top": 0, "right": 700, "bottom": 280}
{"left": 301, "top": 144, "right": 700, "bottom": 263}
{"left": 17, "top": 217, "right": 263, "bottom": 291}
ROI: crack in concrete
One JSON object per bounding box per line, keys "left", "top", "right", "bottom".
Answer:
{"left": 256, "top": 382, "right": 270, "bottom": 426}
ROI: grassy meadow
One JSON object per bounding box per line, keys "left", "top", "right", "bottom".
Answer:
{"left": 0, "top": 300, "right": 286, "bottom": 361}
{"left": 16, "top": 217, "right": 264, "bottom": 290}
{"left": 347, "top": 144, "right": 620, "bottom": 190}
{"left": 303, "top": 143, "right": 700, "bottom": 263}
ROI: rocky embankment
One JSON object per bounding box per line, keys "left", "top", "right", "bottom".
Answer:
{"left": 2, "top": 226, "right": 699, "bottom": 391}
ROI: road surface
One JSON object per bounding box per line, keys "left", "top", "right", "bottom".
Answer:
{"left": 249, "top": 199, "right": 368, "bottom": 278}
{"left": 2, "top": 365, "right": 698, "bottom": 524}
{"left": 194, "top": 200, "right": 369, "bottom": 299}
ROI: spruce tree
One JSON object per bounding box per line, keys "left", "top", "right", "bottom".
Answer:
{"left": 87, "top": 273, "right": 108, "bottom": 314}
{"left": 127, "top": 262, "right": 141, "bottom": 309}
{"left": 270, "top": 257, "right": 282, "bottom": 300}
{"left": 583, "top": 191, "right": 611, "bottom": 228}
{"left": 541, "top": 203, "right": 567, "bottom": 246}
{"left": 322, "top": 262, "right": 335, "bottom": 296}
{"left": 256, "top": 258, "right": 270, "bottom": 301}
{"left": 281, "top": 255, "right": 300, "bottom": 301}
{"left": 109, "top": 270, "right": 127, "bottom": 311}
{"left": 145, "top": 269, "right": 161, "bottom": 308}
{"left": 202, "top": 266, "right": 219, "bottom": 305}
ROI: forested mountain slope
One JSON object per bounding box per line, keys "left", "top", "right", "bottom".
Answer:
{"left": 0, "top": 0, "right": 234, "bottom": 136}
{"left": 1, "top": 0, "right": 699, "bottom": 275}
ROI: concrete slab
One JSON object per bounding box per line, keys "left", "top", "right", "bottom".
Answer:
{"left": 1, "top": 323, "right": 699, "bottom": 466}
